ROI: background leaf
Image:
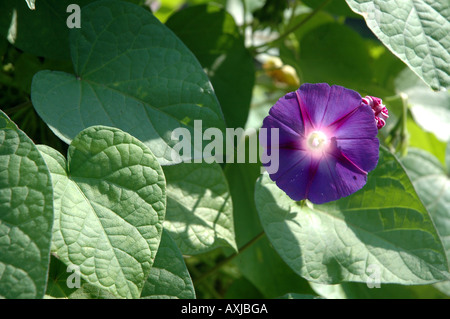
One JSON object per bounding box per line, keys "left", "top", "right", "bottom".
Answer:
{"left": 38, "top": 126, "right": 166, "bottom": 298}
{"left": 141, "top": 230, "right": 195, "bottom": 299}
{"left": 395, "top": 68, "right": 450, "bottom": 142}
{"left": 406, "top": 117, "right": 447, "bottom": 166}
{"left": 166, "top": 4, "right": 255, "bottom": 129}
{"left": 25, "top": 0, "right": 36, "bottom": 10}
{"left": 401, "top": 147, "right": 450, "bottom": 260}
{"left": 224, "top": 135, "right": 316, "bottom": 298}
{"left": 303, "top": 0, "right": 360, "bottom": 18}
{"left": 255, "top": 147, "right": 449, "bottom": 284}
{"left": 163, "top": 162, "right": 236, "bottom": 255}
{"left": 69, "top": 283, "right": 117, "bottom": 299}
{"left": 0, "top": 110, "right": 53, "bottom": 298}
{"left": 296, "top": 23, "right": 373, "bottom": 94}
{"left": 31, "top": 0, "right": 226, "bottom": 165}
{"left": 345, "top": 0, "right": 450, "bottom": 91}
{"left": 45, "top": 256, "right": 80, "bottom": 298}
{"left": 310, "top": 281, "right": 448, "bottom": 299}
{"left": 0, "top": 0, "right": 92, "bottom": 59}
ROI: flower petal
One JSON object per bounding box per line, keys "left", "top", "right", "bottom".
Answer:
{"left": 296, "top": 83, "right": 362, "bottom": 129}
{"left": 307, "top": 155, "right": 368, "bottom": 204}
{"left": 320, "top": 85, "right": 363, "bottom": 128}
{"left": 261, "top": 115, "right": 302, "bottom": 149}
{"left": 334, "top": 138, "right": 379, "bottom": 173}
{"left": 295, "top": 83, "right": 331, "bottom": 129}
{"left": 269, "top": 150, "right": 314, "bottom": 201}
{"left": 267, "top": 92, "right": 305, "bottom": 137}
{"left": 329, "top": 103, "right": 377, "bottom": 139}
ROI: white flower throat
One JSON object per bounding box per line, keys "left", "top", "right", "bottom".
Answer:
{"left": 306, "top": 130, "right": 329, "bottom": 152}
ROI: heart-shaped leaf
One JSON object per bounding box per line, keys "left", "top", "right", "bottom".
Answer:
{"left": 31, "top": 0, "right": 226, "bottom": 165}
{"left": 395, "top": 68, "right": 450, "bottom": 142}
{"left": 163, "top": 162, "right": 237, "bottom": 255}
{"left": 0, "top": 110, "right": 53, "bottom": 299}
{"left": 141, "top": 230, "right": 195, "bottom": 299}
{"left": 346, "top": 0, "right": 450, "bottom": 91}
{"left": 0, "top": 0, "right": 92, "bottom": 59}
{"left": 38, "top": 126, "right": 166, "bottom": 298}
{"left": 255, "top": 147, "right": 449, "bottom": 284}
{"left": 401, "top": 146, "right": 450, "bottom": 260}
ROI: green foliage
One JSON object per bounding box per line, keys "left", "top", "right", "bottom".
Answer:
{"left": 402, "top": 147, "right": 450, "bottom": 260}
{"left": 0, "top": 110, "right": 53, "bottom": 298}
{"left": 395, "top": 68, "right": 450, "bottom": 142}
{"left": 141, "top": 230, "right": 196, "bottom": 299}
{"left": 164, "top": 162, "right": 237, "bottom": 254}
{"left": 166, "top": 4, "right": 255, "bottom": 129}
{"left": 31, "top": 0, "right": 226, "bottom": 165}
{"left": 38, "top": 126, "right": 166, "bottom": 298}
{"left": 255, "top": 148, "right": 449, "bottom": 284}
{"left": 1, "top": 0, "right": 449, "bottom": 300}
{"left": 0, "top": 0, "right": 92, "bottom": 60}
{"left": 346, "top": 0, "right": 450, "bottom": 91}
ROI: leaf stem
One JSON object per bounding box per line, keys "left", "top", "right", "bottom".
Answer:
{"left": 193, "top": 230, "right": 266, "bottom": 285}
{"left": 398, "top": 93, "right": 409, "bottom": 156}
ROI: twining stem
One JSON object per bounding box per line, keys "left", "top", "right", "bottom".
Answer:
{"left": 384, "top": 93, "right": 409, "bottom": 155}
{"left": 398, "top": 93, "right": 409, "bottom": 156}
{"left": 193, "top": 230, "right": 266, "bottom": 285}
{"left": 251, "top": 0, "right": 333, "bottom": 51}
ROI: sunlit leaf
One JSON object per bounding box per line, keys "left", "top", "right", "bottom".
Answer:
{"left": 256, "top": 147, "right": 449, "bottom": 284}
{"left": 346, "top": 0, "right": 450, "bottom": 90}
{"left": 141, "top": 230, "right": 195, "bottom": 299}
{"left": 163, "top": 162, "right": 236, "bottom": 255}
{"left": 31, "top": 0, "right": 226, "bottom": 165}
{"left": 0, "top": 110, "right": 53, "bottom": 299}
{"left": 38, "top": 126, "right": 166, "bottom": 298}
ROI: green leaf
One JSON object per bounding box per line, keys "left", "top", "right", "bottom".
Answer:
{"left": 446, "top": 142, "right": 450, "bottom": 171}
{"left": 224, "top": 277, "right": 264, "bottom": 299}
{"left": 141, "top": 230, "right": 195, "bottom": 299}
{"left": 37, "top": 126, "right": 166, "bottom": 298}
{"left": 401, "top": 147, "right": 450, "bottom": 261}
{"left": 163, "top": 162, "right": 236, "bottom": 255}
{"left": 0, "top": 110, "right": 53, "bottom": 299}
{"left": 166, "top": 4, "right": 255, "bottom": 129}
{"left": 297, "top": 23, "right": 374, "bottom": 94}
{"left": 345, "top": 0, "right": 450, "bottom": 91}
{"left": 69, "top": 283, "right": 117, "bottom": 299}
{"left": 406, "top": 117, "right": 447, "bottom": 166}
{"left": 0, "top": 0, "right": 92, "bottom": 59}
{"left": 31, "top": 0, "right": 226, "bottom": 165}
{"left": 310, "top": 282, "right": 448, "bottom": 299}
{"left": 255, "top": 147, "right": 449, "bottom": 284}
{"left": 224, "top": 141, "right": 315, "bottom": 298}
{"left": 303, "top": 0, "right": 360, "bottom": 18}
{"left": 152, "top": 0, "right": 185, "bottom": 23}
{"left": 278, "top": 293, "right": 323, "bottom": 299}
{"left": 434, "top": 281, "right": 450, "bottom": 296}
{"left": 395, "top": 68, "right": 450, "bottom": 142}
{"left": 25, "top": 0, "right": 36, "bottom": 10}
{"left": 45, "top": 255, "right": 80, "bottom": 298}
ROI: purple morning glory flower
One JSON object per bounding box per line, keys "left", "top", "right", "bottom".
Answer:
{"left": 260, "top": 83, "right": 382, "bottom": 204}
